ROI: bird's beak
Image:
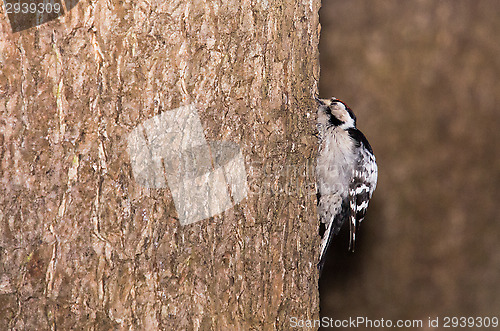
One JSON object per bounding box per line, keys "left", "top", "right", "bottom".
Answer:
{"left": 314, "top": 95, "right": 325, "bottom": 105}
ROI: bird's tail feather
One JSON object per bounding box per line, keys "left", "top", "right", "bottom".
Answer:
{"left": 318, "top": 222, "right": 334, "bottom": 274}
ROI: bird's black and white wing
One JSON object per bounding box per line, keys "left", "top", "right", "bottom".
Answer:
{"left": 347, "top": 128, "right": 378, "bottom": 252}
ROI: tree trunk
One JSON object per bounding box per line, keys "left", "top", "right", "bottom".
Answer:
{"left": 0, "top": 0, "right": 320, "bottom": 329}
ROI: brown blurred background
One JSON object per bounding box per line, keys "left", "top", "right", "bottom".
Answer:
{"left": 318, "top": 0, "right": 500, "bottom": 327}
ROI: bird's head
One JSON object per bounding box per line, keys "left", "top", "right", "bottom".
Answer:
{"left": 315, "top": 96, "right": 356, "bottom": 130}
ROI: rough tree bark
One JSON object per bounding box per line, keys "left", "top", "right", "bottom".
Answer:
{"left": 0, "top": 0, "right": 320, "bottom": 329}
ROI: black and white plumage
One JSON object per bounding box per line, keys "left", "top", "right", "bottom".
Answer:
{"left": 315, "top": 96, "right": 378, "bottom": 272}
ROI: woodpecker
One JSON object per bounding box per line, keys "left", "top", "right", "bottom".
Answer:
{"left": 315, "top": 96, "right": 378, "bottom": 272}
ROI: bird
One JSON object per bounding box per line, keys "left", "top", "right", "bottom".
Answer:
{"left": 315, "top": 96, "right": 378, "bottom": 272}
